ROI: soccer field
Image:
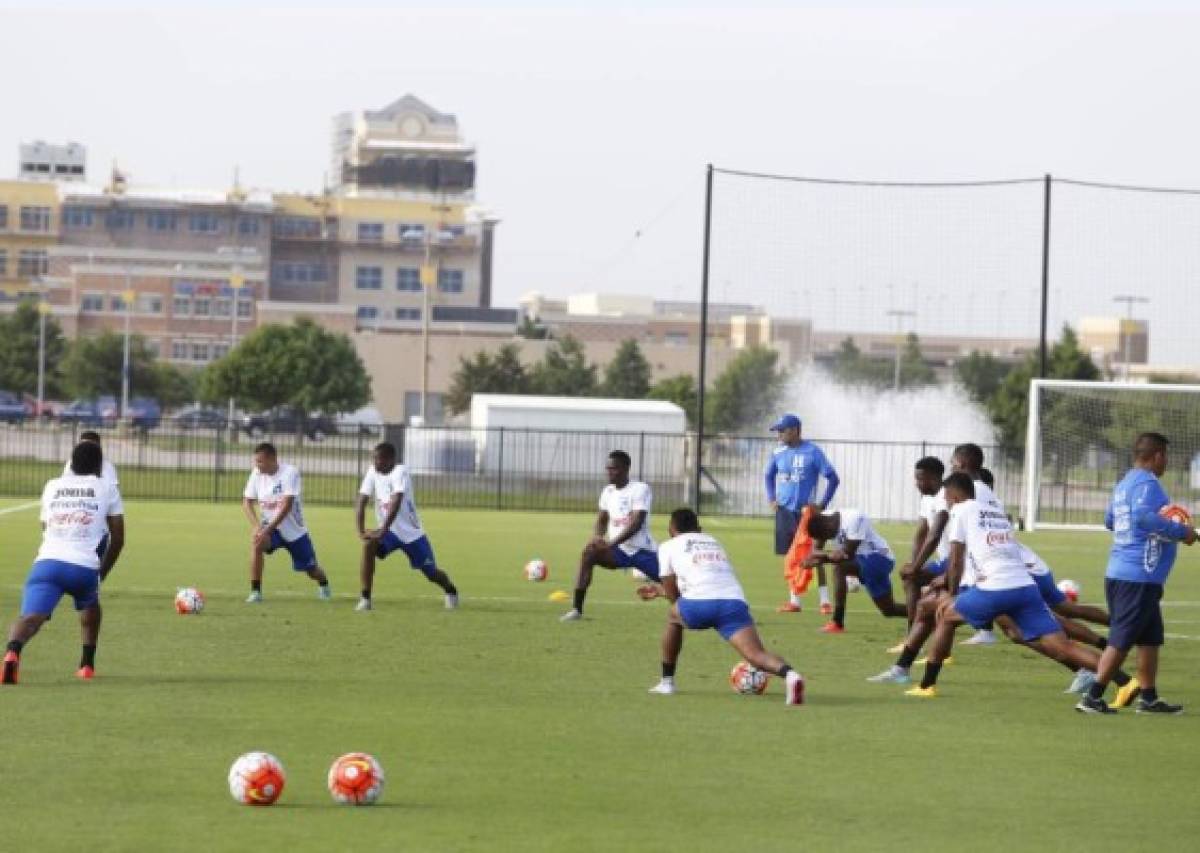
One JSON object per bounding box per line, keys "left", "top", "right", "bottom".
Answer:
{"left": 1, "top": 502, "right": 1199, "bottom": 852}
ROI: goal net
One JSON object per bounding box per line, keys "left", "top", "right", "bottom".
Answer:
{"left": 1024, "top": 379, "right": 1200, "bottom": 530}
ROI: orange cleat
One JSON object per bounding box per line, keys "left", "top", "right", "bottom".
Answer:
{"left": 820, "top": 621, "right": 845, "bottom": 634}
{"left": 76, "top": 666, "right": 95, "bottom": 680}
{"left": 819, "top": 602, "right": 833, "bottom": 616}
{"left": 2, "top": 650, "right": 19, "bottom": 685}
{"left": 776, "top": 602, "right": 802, "bottom": 613}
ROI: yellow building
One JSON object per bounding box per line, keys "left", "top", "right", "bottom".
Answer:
{"left": 0, "top": 179, "right": 60, "bottom": 301}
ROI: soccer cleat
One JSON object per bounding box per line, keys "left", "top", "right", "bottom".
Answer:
{"left": 886, "top": 641, "right": 906, "bottom": 654}
{"left": 245, "top": 590, "right": 263, "bottom": 604}
{"left": 776, "top": 602, "right": 802, "bottom": 613}
{"left": 962, "top": 629, "right": 997, "bottom": 646}
{"left": 819, "top": 621, "right": 845, "bottom": 634}
{"left": 819, "top": 602, "right": 833, "bottom": 616}
{"left": 1064, "top": 669, "right": 1096, "bottom": 695}
{"left": 354, "top": 598, "right": 373, "bottom": 612}
{"left": 905, "top": 685, "right": 937, "bottom": 698}
{"left": 76, "top": 665, "right": 94, "bottom": 680}
{"left": 1075, "top": 694, "right": 1117, "bottom": 715}
{"left": 317, "top": 585, "right": 332, "bottom": 601}
{"left": 866, "top": 667, "right": 911, "bottom": 685}
{"left": 785, "top": 671, "right": 805, "bottom": 705}
{"left": 648, "top": 679, "right": 676, "bottom": 695}
{"left": 445, "top": 594, "right": 459, "bottom": 610}
{"left": 2, "top": 651, "right": 18, "bottom": 685}
{"left": 1135, "top": 698, "right": 1184, "bottom": 715}
{"left": 560, "top": 609, "right": 582, "bottom": 622}
{"left": 1112, "top": 677, "right": 1141, "bottom": 709}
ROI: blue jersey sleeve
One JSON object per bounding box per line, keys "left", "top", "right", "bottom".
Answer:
{"left": 763, "top": 455, "right": 777, "bottom": 502}
{"left": 1132, "top": 481, "right": 1190, "bottom": 541}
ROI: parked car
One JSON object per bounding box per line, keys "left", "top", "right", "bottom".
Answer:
{"left": 240, "top": 407, "right": 336, "bottom": 441}
{"left": 0, "top": 390, "right": 26, "bottom": 424}
{"left": 173, "top": 405, "right": 228, "bottom": 430}
{"left": 127, "top": 397, "right": 162, "bottom": 430}
{"left": 336, "top": 406, "right": 384, "bottom": 436}
{"left": 59, "top": 397, "right": 118, "bottom": 428}
{"left": 22, "top": 394, "right": 64, "bottom": 419}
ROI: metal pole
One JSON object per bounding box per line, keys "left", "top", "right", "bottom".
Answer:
{"left": 885, "top": 309, "right": 916, "bottom": 391}
{"left": 694, "top": 164, "right": 714, "bottom": 512}
{"left": 121, "top": 271, "right": 132, "bottom": 422}
{"left": 1112, "top": 295, "right": 1149, "bottom": 381}
{"left": 1038, "top": 174, "right": 1052, "bottom": 378}
{"left": 420, "top": 238, "right": 433, "bottom": 422}
{"left": 36, "top": 293, "right": 46, "bottom": 412}
{"left": 228, "top": 268, "right": 244, "bottom": 425}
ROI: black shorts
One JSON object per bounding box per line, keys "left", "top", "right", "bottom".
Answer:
{"left": 1105, "top": 578, "right": 1165, "bottom": 651}
{"left": 774, "top": 507, "right": 801, "bottom": 555}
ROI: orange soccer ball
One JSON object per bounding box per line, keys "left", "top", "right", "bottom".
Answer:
{"left": 228, "top": 752, "right": 286, "bottom": 806}
{"left": 729, "top": 661, "right": 770, "bottom": 695}
{"left": 1160, "top": 504, "right": 1193, "bottom": 527}
{"left": 328, "top": 752, "right": 385, "bottom": 805}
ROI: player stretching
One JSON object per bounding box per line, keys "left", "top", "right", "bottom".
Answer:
{"left": 764, "top": 413, "right": 839, "bottom": 614}
{"left": 354, "top": 442, "right": 459, "bottom": 611}
{"left": 643, "top": 508, "right": 805, "bottom": 705}
{"left": 1077, "top": 432, "right": 1196, "bottom": 715}
{"left": 242, "top": 442, "right": 331, "bottom": 603}
{"left": 560, "top": 451, "right": 658, "bottom": 622}
{"left": 803, "top": 507, "right": 906, "bottom": 633}
{"left": 3, "top": 441, "right": 124, "bottom": 684}
{"left": 63, "top": 430, "right": 121, "bottom": 560}
{"left": 900, "top": 457, "right": 949, "bottom": 629}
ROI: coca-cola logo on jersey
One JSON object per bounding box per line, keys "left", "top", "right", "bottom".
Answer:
{"left": 51, "top": 511, "right": 94, "bottom": 526}
{"left": 985, "top": 530, "right": 1012, "bottom": 546}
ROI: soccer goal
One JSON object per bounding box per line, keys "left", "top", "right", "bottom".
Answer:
{"left": 1023, "top": 378, "right": 1200, "bottom": 531}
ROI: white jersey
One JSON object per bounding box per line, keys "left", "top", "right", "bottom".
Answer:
{"left": 919, "top": 490, "right": 950, "bottom": 561}
{"left": 599, "top": 480, "right": 656, "bottom": 555}
{"left": 657, "top": 532, "right": 746, "bottom": 602}
{"left": 243, "top": 462, "right": 308, "bottom": 542}
{"left": 946, "top": 498, "right": 1033, "bottom": 591}
{"left": 36, "top": 474, "right": 124, "bottom": 570}
{"left": 831, "top": 508, "right": 892, "bottom": 560}
{"left": 359, "top": 464, "right": 424, "bottom": 544}
{"left": 62, "top": 458, "right": 119, "bottom": 490}
{"left": 1018, "top": 542, "right": 1051, "bottom": 577}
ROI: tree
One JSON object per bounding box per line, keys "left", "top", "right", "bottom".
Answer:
{"left": 706, "top": 346, "right": 787, "bottom": 433}
{"left": 0, "top": 301, "right": 67, "bottom": 396}
{"left": 648, "top": 374, "right": 698, "bottom": 427}
{"left": 516, "top": 315, "right": 550, "bottom": 340}
{"left": 828, "top": 336, "right": 890, "bottom": 387}
{"left": 445, "top": 343, "right": 530, "bottom": 415}
{"left": 154, "top": 363, "right": 202, "bottom": 409}
{"left": 955, "top": 351, "right": 1012, "bottom": 405}
{"left": 897, "top": 333, "right": 937, "bottom": 388}
{"left": 601, "top": 339, "right": 651, "bottom": 399}
{"left": 202, "top": 318, "right": 371, "bottom": 414}
{"left": 62, "top": 332, "right": 164, "bottom": 401}
{"left": 529, "top": 335, "right": 598, "bottom": 397}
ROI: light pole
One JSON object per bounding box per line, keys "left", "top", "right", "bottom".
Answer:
{"left": 1112, "top": 295, "right": 1149, "bottom": 381}
{"left": 120, "top": 271, "right": 135, "bottom": 423}
{"left": 886, "top": 308, "right": 916, "bottom": 390}
{"left": 227, "top": 267, "right": 245, "bottom": 426}
{"left": 418, "top": 236, "right": 437, "bottom": 424}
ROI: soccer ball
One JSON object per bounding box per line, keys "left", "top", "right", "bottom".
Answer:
{"left": 1160, "top": 503, "right": 1193, "bottom": 526}
{"left": 174, "top": 587, "right": 205, "bottom": 614}
{"left": 525, "top": 559, "right": 548, "bottom": 582}
{"left": 845, "top": 576, "right": 863, "bottom": 593}
{"left": 228, "top": 752, "right": 286, "bottom": 806}
{"left": 1057, "top": 579, "right": 1081, "bottom": 603}
{"left": 729, "top": 661, "right": 770, "bottom": 695}
{"left": 327, "top": 752, "right": 385, "bottom": 806}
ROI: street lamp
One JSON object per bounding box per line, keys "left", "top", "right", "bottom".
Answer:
{"left": 36, "top": 291, "right": 49, "bottom": 416}
{"left": 120, "top": 272, "right": 135, "bottom": 423}
{"left": 886, "top": 308, "right": 916, "bottom": 390}
{"left": 418, "top": 239, "right": 438, "bottom": 425}
{"left": 1112, "top": 295, "right": 1149, "bottom": 381}
{"left": 227, "top": 267, "right": 245, "bottom": 426}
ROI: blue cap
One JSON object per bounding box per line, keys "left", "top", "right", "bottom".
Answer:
{"left": 770, "top": 413, "right": 801, "bottom": 431}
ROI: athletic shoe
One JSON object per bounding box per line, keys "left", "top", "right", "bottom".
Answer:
{"left": 354, "top": 598, "right": 373, "bottom": 612}
{"left": 866, "top": 667, "right": 911, "bottom": 685}
{"left": 560, "top": 609, "right": 582, "bottom": 622}
{"left": 1135, "top": 698, "right": 1184, "bottom": 715}
{"left": 445, "top": 594, "right": 459, "bottom": 610}
{"left": 886, "top": 641, "right": 906, "bottom": 654}
{"left": 1112, "top": 677, "right": 1141, "bottom": 708}
{"left": 776, "top": 602, "right": 801, "bottom": 613}
{"left": 1075, "top": 695, "right": 1117, "bottom": 714}
{"left": 962, "top": 629, "right": 997, "bottom": 646}
{"left": 819, "top": 602, "right": 833, "bottom": 616}
{"left": 2, "top": 651, "right": 18, "bottom": 685}
{"left": 1064, "top": 669, "right": 1096, "bottom": 695}
{"left": 819, "top": 622, "right": 844, "bottom": 634}
{"left": 785, "top": 671, "right": 805, "bottom": 705}
{"left": 245, "top": 590, "right": 263, "bottom": 604}
{"left": 648, "top": 679, "right": 676, "bottom": 695}
{"left": 317, "top": 585, "right": 332, "bottom": 601}
{"left": 916, "top": 655, "right": 953, "bottom": 666}
{"left": 76, "top": 666, "right": 94, "bottom": 680}
{"left": 905, "top": 685, "right": 937, "bottom": 698}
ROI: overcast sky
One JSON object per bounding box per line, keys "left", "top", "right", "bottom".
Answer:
{"left": 4, "top": 2, "right": 1199, "bottom": 363}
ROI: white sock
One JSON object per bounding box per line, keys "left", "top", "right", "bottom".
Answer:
{"left": 789, "top": 592, "right": 802, "bottom": 606}
{"left": 662, "top": 675, "right": 675, "bottom": 685}
{"left": 818, "top": 586, "right": 830, "bottom": 606}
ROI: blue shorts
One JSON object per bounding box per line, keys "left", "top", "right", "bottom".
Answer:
{"left": 924, "top": 558, "right": 947, "bottom": 577}
{"left": 954, "top": 584, "right": 1060, "bottom": 641}
{"left": 377, "top": 532, "right": 438, "bottom": 579}
{"left": 855, "top": 552, "right": 896, "bottom": 600}
{"left": 610, "top": 547, "right": 660, "bottom": 580}
{"left": 677, "top": 597, "right": 755, "bottom": 640}
{"left": 265, "top": 531, "right": 318, "bottom": 572}
{"left": 1105, "top": 578, "right": 1164, "bottom": 650}
{"left": 774, "top": 507, "right": 801, "bottom": 555}
{"left": 21, "top": 559, "right": 100, "bottom": 616}
{"left": 1032, "top": 571, "right": 1066, "bottom": 607}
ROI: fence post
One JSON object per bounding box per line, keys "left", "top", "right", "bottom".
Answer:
{"left": 213, "top": 423, "right": 223, "bottom": 503}
{"left": 496, "top": 427, "right": 505, "bottom": 511}
{"left": 638, "top": 432, "right": 645, "bottom": 480}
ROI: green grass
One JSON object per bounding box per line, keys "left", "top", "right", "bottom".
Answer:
{"left": 1, "top": 503, "right": 1199, "bottom": 852}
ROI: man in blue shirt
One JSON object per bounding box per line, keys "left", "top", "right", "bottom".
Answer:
{"left": 1077, "top": 432, "right": 1196, "bottom": 715}
{"left": 764, "top": 413, "right": 839, "bottom": 613}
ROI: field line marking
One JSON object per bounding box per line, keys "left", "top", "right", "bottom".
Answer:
{"left": 0, "top": 502, "right": 38, "bottom": 517}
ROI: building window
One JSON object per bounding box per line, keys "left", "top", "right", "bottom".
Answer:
{"left": 395, "top": 307, "right": 421, "bottom": 321}
{"left": 146, "top": 211, "right": 177, "bottom": 232}
{"left": 396, "top": 267, "right": 422, "bottom": 291}
{"left": 146, "top": 339, "right": 161, "bottom": 358}
{"left": 171, "top": 341, "right": 188, "bottom": 360}
{"left": 62, "top": 206, "right": 94, "bottom": 229}
{"left": 214, "top": 298, "right": 231, "bottom": 317}
{"left": 19, "top": 206, "right": 51, "bottom": 232}
{"left": 173, "top": 296, "right": 191, "bottom": 317}
{"left": 191, "top": 342, "right": 210, "bottom": 362}
{"left": 106, "top": 209, "right": 134, "bottom": 230}
{"left": 110, "top": 295, "right": 128, "bottom": 312}
{"left": 436, "top": 224, "right": 466, "bottom": 242}
{"left": 212, "top": 343, "right": 229, "bottom": 359}
{"left": 355, "top": 266, "right": 383, "bottom": 290}
{"left": 664, "top": 331, "right": 689, "bottom": 346}
{"left": 356, "top": 306, "right": 379, "bottom": 322}
{"left": 17, "top": 250, "right": 48, "bottom": 277}
{"left": 237, "top": 298, "right": 252, "bottom": 318}
{"left": 0, "top": 250, "right": 6, "bottom": 276}
{"left": 137, "top": 295, "right": 163, "bottom": 314}
{"left": 272, "top": 261, "right": 329, "bottom": 284}
{"left": 437, "top": 269, "right": 464, "bottom": 294}
{"left": 194, "top": 297, "right": 211, "bottom": 317}
{"left": 188, "top": 212, "right": 222, "bottom": 234}
{"left": 81, "top": 294, "right": 105, "bottom": 313}
{"left": 398, "top": 223, "right": 425, "bottom": 242}
{"left": 237, "top": 217, "right": 260, "bottom": 236}
{"left": 357, "top": 222, "right": 384, "bottom": 242}
{"left": 272, "top": 216, "right": 322, "bottom": 239}
{"left": 0, "top": 207, "right": 8, "bottom": 230}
